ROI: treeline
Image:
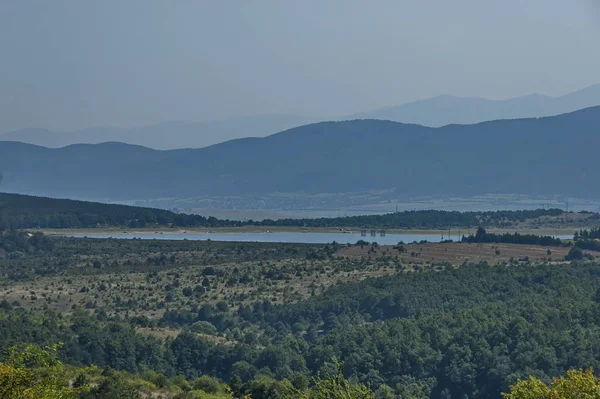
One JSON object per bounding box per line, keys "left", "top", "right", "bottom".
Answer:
{"left": 0, "top": 192, "right": 235, "bottom": 229}
{"left": 461, "top": 227, "right": 565, "bottom": 247}
{"left": 259, "top": 208, "right": 565, "bottom": 228}
{"left": 4, "top": 262, "right": 600, "bottom": 398}
{"left": 575, "top": 227, "right": 600, "bottom": 241}
{"left": 574, "top": 228, "right": 600, "bottom": 251}
{"left": 0, "top": 192, "right": 570, "bottom": 230}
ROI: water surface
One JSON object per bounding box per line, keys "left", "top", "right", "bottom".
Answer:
{"left": 65, "top": 232, "right": 451, "bottom": 245}
{"left": 64, "top": 231, "right": 573, "bottom": 245}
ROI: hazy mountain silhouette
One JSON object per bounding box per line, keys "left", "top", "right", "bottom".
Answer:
{"left": 349, "top": 84, "right": 600, "bottom": 126}
{"left": 0, "top": 107, "right": 599, "bottom": 202}
{"left": 0, "top": 115, "right": 317, "bottom": 150}
{"left": 3, "top": 85, "right": 599, "bottom": 150}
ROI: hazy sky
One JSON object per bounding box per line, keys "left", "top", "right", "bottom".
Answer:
{"left": 1, "top": 0, "right": 599, "bottom": 132}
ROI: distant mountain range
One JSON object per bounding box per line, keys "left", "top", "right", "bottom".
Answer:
{"left": 2, "top": 84, "right": 599, "bottom": 150}
{"left": 0, "top": 115, "right": 317, "bottom": 150}
{"left": 1, "top": 106, "right": 599, "bottom": 202}
{"left": 350, "top": 83, "right": 600, "bottom": 126}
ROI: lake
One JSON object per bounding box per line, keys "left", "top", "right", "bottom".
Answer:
{"left": 65, "top": 232, "right": 458, "bottom": 245}
{"left": 64, "top": 232, "right": 574, "bottom": 245}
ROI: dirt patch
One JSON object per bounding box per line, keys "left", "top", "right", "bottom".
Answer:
{"left": 336, "top": 242, "right": 593, "bottom": 265}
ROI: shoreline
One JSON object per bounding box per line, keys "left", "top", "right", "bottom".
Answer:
{"left": 39, "top": 225, "right": 580, "bottom": 237}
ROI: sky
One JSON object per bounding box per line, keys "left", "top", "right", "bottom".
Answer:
{"left": 0, "top": 0, "right": 599, "bottom": 132}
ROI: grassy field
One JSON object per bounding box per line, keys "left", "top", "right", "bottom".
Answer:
{"left": 0, "top": 237, "right": 388, "bottom": 319}
{"left": 1, "top": 235, "right": 598, "bottom": 322}
{"left": 0, "top": 255, "right": 396, "bottom": 319}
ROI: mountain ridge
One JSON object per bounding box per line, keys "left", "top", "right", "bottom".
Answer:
{"left": 348, "top": 83, "right": 600, "bottom": 126}
{"left": 2, "top": 84, "right": 600, "bottom": 150}
{"left": 0, "top": 115, "right": 319, "bottom": 150}
{"left": 1, "top": 106, "right": 599, "bottom": 202}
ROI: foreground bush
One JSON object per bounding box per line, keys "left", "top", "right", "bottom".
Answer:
{"left": 504, "top": 369, "right": 600, "bottom": 399}
{"left": 0, "top": 344, "right": 84, "bottom": 398}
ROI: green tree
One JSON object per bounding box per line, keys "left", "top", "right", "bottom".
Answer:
{"left": 82, "top": 368, "right": 140, "bottom": 399}
{"left": 285, "top": 360, "right": 374, "bottom": 399}
{"left": 503, "top": 369, "right": 600, "bottom": 399}
{"left": 565, "top": 246, "right": 584, "bottom": 261}
{"left": 0, "top": 343, "right": 87, "bottom": 399}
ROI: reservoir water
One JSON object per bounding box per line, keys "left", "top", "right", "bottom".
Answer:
{"left": 63, "top": 232, "right": 573, "bottom": 245}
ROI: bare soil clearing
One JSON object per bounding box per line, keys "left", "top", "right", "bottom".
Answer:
{"left": 336, "top": 242, "right": 595, "bottom": 264}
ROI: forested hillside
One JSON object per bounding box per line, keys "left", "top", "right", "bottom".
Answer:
{"left": 3, "top": 262, "right": 600, "bottom": 398}
{"left": 1, "top": 107, "right": 600, "bottom": 200}
{"left": 1, "top": 233, "right": 600, "bottom": 398}
{"left": 0, "top": 192, "right": 232, "bottom": 229}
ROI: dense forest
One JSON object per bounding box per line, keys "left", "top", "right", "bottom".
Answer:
{"left": 2, "top": 262, "right": 600, "bottom": 398}
{"left": 3, "top": 344, "right": 598, "bottom": 399}
{"left": 0, "top": 192, "right": 576, "bottom": 230}
{"left": 1, "top": 231, "right": 600, "bottom": 398}
{"left": 266, "top": 209, "right": 566, "bottom": 229}
{"left": 0, "top": 342, "right": 380, "bottom": 398}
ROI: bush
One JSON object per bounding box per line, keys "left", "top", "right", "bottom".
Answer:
{"left": 189, "top": 321, "right": 218, "bottom": 335}
{"left": 504, "top": 369, "right": 600, "bottom": 399}
{"left": 565, "top": 246, "right": 584, "bottom": 261}
{"left": 192, "top": 375, "right": 225, "bottom": 394}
